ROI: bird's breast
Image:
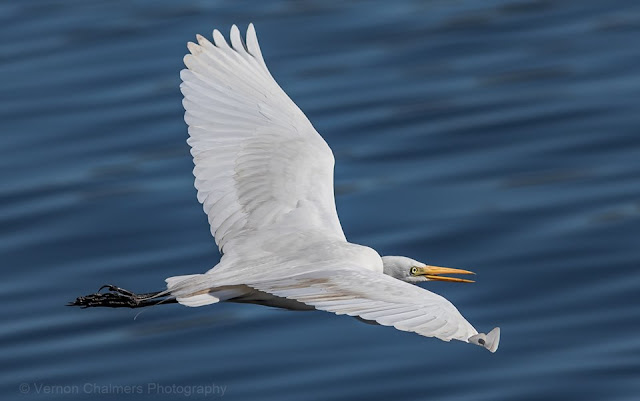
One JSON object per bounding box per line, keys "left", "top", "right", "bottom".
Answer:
{"left": 318, "top": 241, "right": 383, "bottom": 273}
{"left": 244, "top": 230, "right": 384, "bottom": 273}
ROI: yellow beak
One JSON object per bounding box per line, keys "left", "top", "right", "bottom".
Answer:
{"left": 418, "top": 265, "right": 475, "bottom": 283}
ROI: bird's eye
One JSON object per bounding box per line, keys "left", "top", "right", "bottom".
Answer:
{"left": 410, "top": 267, "right": 418, "bottom": 275}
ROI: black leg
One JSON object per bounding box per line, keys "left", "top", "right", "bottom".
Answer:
{"left": 68, "top": 285, "right": 178, "bottom": 308}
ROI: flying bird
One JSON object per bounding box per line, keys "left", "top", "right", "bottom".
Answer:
{"left": 71, "top": 24, "right": 500, "bottom": 352}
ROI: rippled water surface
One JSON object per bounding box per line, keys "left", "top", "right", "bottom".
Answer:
{"left": 2, "top": 1, "right": 639, "bottom": 400}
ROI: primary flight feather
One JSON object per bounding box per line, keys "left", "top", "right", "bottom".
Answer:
{"left": 72, "top": 24, "right": 500, "bottom": 353}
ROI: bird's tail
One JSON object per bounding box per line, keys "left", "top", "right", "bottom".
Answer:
{"left": 165, "top": 274, "right": 237, "bottom": 307}
{"left": 468, "top": 327, "right": 501, "bottom": 353}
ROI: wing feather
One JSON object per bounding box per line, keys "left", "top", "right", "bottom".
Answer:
{"left": 181, "top": 24, "right": 345, "bottom": 253}
{"left": 247, "top": 268, "right": 482, "bottom": 344}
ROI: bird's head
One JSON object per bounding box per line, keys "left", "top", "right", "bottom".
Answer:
{"left": 381, "top": 256, "right": 475, "bottom": 284}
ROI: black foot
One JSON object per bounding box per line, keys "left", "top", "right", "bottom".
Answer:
{"left": 68, "top": 285, "right": 174, "bottom": 308}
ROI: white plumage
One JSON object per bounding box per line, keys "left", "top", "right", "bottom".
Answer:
{"left": 167, "top": 24, "right": 499, "bottom": 352}
{"left": 181, "top": 24, "right": 343, "bottom": 255}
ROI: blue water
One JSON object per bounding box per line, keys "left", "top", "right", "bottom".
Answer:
{"left": 2, "top": 1, "right": 639, "bottom": 400}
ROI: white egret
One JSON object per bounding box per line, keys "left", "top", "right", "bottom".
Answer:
{"left": 72, "top": 24, "right": 500, "bottom": 352}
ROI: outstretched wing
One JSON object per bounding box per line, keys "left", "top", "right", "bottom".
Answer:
{"left": 181, "top": 24, "right": 345, "bottom": 254}
{"left": 245, "top": 267, "right": 500, "bottom": 351}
